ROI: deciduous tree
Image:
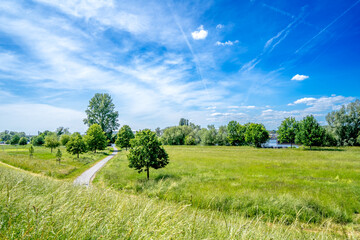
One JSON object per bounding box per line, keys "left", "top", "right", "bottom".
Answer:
{"left": 277, "top": 117, "right": 298, "bottom": 147}
{"left": 66, "top": 133, "right": 87, "bottom": 158}
{"left": 326, "top": 99, "right": 360, "bottom": 146}
{"left": 10, "top": 135, "right": 20, "bottom": 145}
{"left": 60, "top": 134, "right": 71, "bottom": 146}
{"left": 115, "top": 125, "right": 134, "bottom": 150}
{"left": 83, "top": 93, "right": 119, "bottom": 140}
{"left": 84, "top": 124, "right": 108, "bottom": 153}
{"left": 245, "top": 123, "right": 269, "bottom": 148}
{"left": 56, "top": 148, "right": 62, "bottom": 164}
{"left": 296, "top": 115, "right": 325, "bottom": 149}
{"left": 29, "top": 144, "right": 34, "bottom": 158}
{"left": 227, "top": 121, "right": 246, "bottom": 146}
{"left": 18, "top": 137, "right": 28, "bottom": 145}
{"left": 128, "top": 129, "right": 169, "bottom": 180}
{"left": 44, "top": 134, "right": 60, "bottom": 153}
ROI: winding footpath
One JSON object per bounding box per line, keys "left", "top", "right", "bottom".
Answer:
{"left": 74, "top": 145, "right": 118, "bottom": 187}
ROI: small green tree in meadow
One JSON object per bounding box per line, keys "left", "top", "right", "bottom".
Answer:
{"left": 66, "top": 133, "right": 87, "bottom": 158}
{"left": 245, "top": 123, "right": 269, "bottom": 148}
{"left": 277, "top": 117, "right": 298, "bottom": 147}
{"left": 296, "top": 115, "right": 325, "bottom": 149}
{"left": 115, "top": 125, "right": 135, "bottom": 150}
{"left": 18, "top": 137, "right": 28, "bottom": 145}
{"left": 44, "top": 134, "right": 60, "bottom": 153}
{"left": 128, "top": 129, "right": 169, "bottom": 180}
{"left": 31, "top": 135, "right": 45, "bottom": 146}
{"left": 60, "top": 134, "right": 71, "bottom": 146}
{"left": 56, "top": 148, "right": 62, "bottom": 164}
{"left": 10, "top": 134, "right": 20, "bottom": 145}
{"left": 84, "top": 124, "right": 108, "bottom": 153}
{"left": 29, "top": 144, "right": 34, "bottom": 158}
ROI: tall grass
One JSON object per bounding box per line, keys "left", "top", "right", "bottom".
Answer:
{"left": 94, "top": 146, "right": 360, "bottom": 225}
{"left": 0, "top": 165, "right": 357, "bottom": 239}
{"left": 0, "top": 145, "right": 111, "bottom": 180}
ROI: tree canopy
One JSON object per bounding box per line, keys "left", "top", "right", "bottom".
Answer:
{"left": 66, "top": 133, "right": 87, "bottom": 158}
{"left": 277, "top": 117, "right": 298, "bottom": 147}
{"left": 10, "top": 135, "right": 20, "bottom": 145}
{"left": 227, "top": 121, "right": 246, "bottom": 146}
{"left": 245, "top": 123, "right": 269, "bottom": 148}
{"left": 84, "top": 124, "right": 108, "bottom": 153}
{"left": 296, "top": 115, "right": 325, "bottom": 149}
{"left": 44, "top": 134, "right": 60, "bottom": 153}
{"left": 115, "top": 125, "right": 134, "bottom": 150}
{"left": 18, "top": 137, "right": 28, "bottom": 145}
{"left": 128, "top": 129, "right": 169, "bottom": 180}
{"left": 326, "top": 99, "right": 360, "bottom": 146}
{"left": 83, "top": 93, "right": 119, "bottom": 139}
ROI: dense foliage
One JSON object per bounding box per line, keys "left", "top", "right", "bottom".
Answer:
{"left": 83, "top": 93, "right": 119, "bottom": 140}
{"left": 277, "top": 117, "right": 298, "bottom": 147}
{"left": 128, "top": 129, "right": 169, "bottom": 180}
{"left": 84, "top": 124, "right": 108, "bottom": 153}
{"left": 66, "top": 133, "right": 87, "bottom": 158}
{"left": 44, "top": 134, "right": 60, "bottom": 153}
{"left": 115, "top": 125, "right": 135, "bottom": 150}
{"left": 326, "top": 99, "right": 360, "bottom": 146}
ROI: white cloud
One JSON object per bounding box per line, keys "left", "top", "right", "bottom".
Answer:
{"left": 288, "top": 95, "right": 355, "bottom": 112}
{"left": 227, "top": 105, "right": 255, "bottom": 109}
{"left": 191, "top": 25, "right": 208, "bottom": 40}
{"left": 291, "top": 74, "right": 309, "bottom": 81}
{"left": 216, "top": 24, "right": 224, "bottom": 29}
{"left": 288, "top": 97, "right": 316, "bottom": 106}
{"left": 215, "top": 40, "right": 239, "bottom": 46}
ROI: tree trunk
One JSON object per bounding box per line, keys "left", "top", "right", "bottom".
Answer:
{"left": 291, "top": 142, "right": 292, "bottom": 148}
{"left": 51, "top": 148, "right": 53, "bottom": 153}
{"left": 95, "top": 148, "right": 97, "bottom": 153}
{"left": 77, "top": 153, "right": 79, "bottom": 158}
{"left": 146, "top": 167, "right": 149, "bottom": 180}
{"left": 310, "top": 145, "right": 312, "bottom": 150}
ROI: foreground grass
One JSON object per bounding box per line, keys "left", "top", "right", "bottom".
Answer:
{"left": 94, "top": 146, "right": 360, "bottom": 225}
{"left": 1, "top": 165, "right": 358, "bottom": 239}
{"left": 0, "top": 145, "right": 111, "bottom": 180}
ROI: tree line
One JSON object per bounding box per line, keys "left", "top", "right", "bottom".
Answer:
{"left": 278, "top": 100, "right": 360, "bottom": 148}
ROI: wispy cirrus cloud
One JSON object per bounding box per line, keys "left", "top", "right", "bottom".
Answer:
{"left": 215, "top": 40, "right": 239, "bottom": 46}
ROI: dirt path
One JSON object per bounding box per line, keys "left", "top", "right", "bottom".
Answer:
{"left": 74, "top": 146, "right": 118, "bottom": 187}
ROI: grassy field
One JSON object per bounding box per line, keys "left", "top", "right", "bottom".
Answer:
{"left": 94, "top": 146, "right": 360, "bottom": 225}
{"left": 1, "top": 165, "right": 358, "bottom": 239}
{"left": 0, "top": 145, "right": 111, "bottom": 180}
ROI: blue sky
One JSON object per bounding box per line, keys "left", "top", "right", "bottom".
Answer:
{"left": 0, "top": 0, "right": 359, "bottom": 134}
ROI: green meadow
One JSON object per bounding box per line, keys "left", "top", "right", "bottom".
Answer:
{"left": 0, "top": 145, "right": 111, "bottom": 180}
{"left": 1, "top": 165, "right": 359, "bottom": 239}
{"left": 94, "top": 146, "right": 360, "bottom": 225}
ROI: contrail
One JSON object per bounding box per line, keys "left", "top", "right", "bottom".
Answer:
{"left": 167, "top": 2, "right": 211, "bottom": 103}
{"left": 295, "top": 0, "right": 360, "bottom": 54}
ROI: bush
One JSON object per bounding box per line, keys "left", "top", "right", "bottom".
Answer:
{"left": 60, "top": 134, "right": 71, "bottom": 146}
{"left": 18, "top": 137, "right": 28, "bottom": 145}
{"left": 31, "top": 136, "right": 45, "bottom": 146}
{"left": 10, "top": 135, "right": 20, "bottom": 145}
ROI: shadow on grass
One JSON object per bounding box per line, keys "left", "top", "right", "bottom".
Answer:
{"left": 304, "top": 148, "right": 344, "bottom": 152}
{"left": 154, "top": 173, "right": 181, "bottom": 182}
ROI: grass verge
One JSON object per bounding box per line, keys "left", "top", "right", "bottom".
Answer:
{"left": 0, "top": 165, "right": 358, "bottom": 239}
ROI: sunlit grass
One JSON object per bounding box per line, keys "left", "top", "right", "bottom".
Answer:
{"left": 94, "top": 146, "right": 360, "bottom": 225}
{"left": 1, "top": 165, "right": 358, "bottom": 239}
{"left": 0, "top": 145, "right": 111, "bottom": 180}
